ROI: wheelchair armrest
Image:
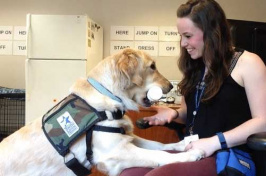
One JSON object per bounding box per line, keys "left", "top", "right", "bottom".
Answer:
{"left": 136, "top": 118, "right": 186, "bottom": 140}
{"left": 247, "top": 132, "right": 266, "bottom": 176}
{"left": 247, "top": 132, "right": 266, "bottom": 151}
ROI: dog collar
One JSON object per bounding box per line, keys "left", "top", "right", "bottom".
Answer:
{"left": 87, "top": 78, "right": 122, "bottom": 103}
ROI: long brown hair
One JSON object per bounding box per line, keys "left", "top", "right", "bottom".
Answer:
{"left": 177, "top": 0, "right": 234, "bottom": 102}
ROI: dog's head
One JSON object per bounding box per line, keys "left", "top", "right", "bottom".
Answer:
{"left": 75, "top": 48, "right": 173, "bottom": 112}
{"left": 108, "top": 48, "right": 173, "bottom": 109}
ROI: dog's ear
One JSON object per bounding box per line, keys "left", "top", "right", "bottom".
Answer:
{"left": 132, "top": 74, "right": 143, "bottom": 86}
{"left": 122, "top": 48, "right": 139, "bottom": 56}
{"left": 117, "top": 49, "right": 143, "bottom": 86}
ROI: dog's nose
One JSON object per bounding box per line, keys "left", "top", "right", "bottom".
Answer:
{"left": 162, "top": 83, "right": 173, "bottom": 94}
{"left": 169, "top": 83, "right": 173, "bottom": 90}
{"left": 167, "top": 83, "right": 174, "bottom": 93}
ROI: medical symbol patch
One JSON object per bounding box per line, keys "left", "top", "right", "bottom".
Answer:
{"left": 57, "top": 111, "right": 79, "bottom": 137}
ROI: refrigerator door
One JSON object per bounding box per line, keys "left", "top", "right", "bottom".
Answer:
{"left": 25, "top": 59, "right": 86, "bottom": 123}
{"left": 26, "top": 14, "right": 87, "bottom": 60}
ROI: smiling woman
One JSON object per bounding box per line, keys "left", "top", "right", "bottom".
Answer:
{"left": 177, "top": 17, "right": 204, "bottom": 59}
{"left": 121, "top": 0, "right": 266, "bottom": 175}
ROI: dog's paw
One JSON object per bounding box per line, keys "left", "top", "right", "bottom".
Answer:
{"left": 162, "top": 140, "right": 186, "bottom": 151}
{"left": 186, "top": 149, "right": 205, "bottom": 161}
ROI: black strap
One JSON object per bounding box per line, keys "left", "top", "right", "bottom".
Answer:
{"left": 86, "top": 128, "right": 94, "bottom": 163}
{"left": 93, "top": 125, "right": 126, "bottom": 134}
{"left": 112, "top": 110, "right": 125, "bottom": 119}
{"left": 64, "top": 110, "right": 125, "bottom": 175}
{"left": 96, "top": 111, "right": 108, "bottom": 121}
{"left": 65, "top": 157, "right": 91, "bottom": 176}
{"left": 229, "top": 49, "right": 244, "bottom": 74}
{"left": 85, "top": 125, "right": 126, "bottom": 166}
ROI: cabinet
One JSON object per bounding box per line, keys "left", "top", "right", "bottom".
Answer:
{"left": 90, "top": 105, "right": 180, "bottom": 176}
{"left": 228, "top": 19, "right": 266, "bottom": 64}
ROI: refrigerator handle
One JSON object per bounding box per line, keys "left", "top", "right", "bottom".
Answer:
{"left": 26, "top": 14, "right": 31, "bottom": 57}
{"left": 25, "top": 59, "right": 32, "bottom": 101}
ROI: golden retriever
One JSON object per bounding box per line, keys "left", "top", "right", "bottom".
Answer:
{"left": 0, "top": 48, "right": 203, "bottom": 176}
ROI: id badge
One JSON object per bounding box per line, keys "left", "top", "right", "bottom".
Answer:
{"left": 184, "top": 134, "right": 199, "bottom": 147}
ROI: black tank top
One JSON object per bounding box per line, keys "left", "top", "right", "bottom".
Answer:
{"left": 184, "top": 48, "right": 251, "bottom": 139}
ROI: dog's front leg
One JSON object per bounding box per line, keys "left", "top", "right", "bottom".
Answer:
{"left": 161, "top": 140, "right": 186, "bottom": 151}
{"left": 101, "top": 143, "right": 204, "bottom": 176}
{"left": 132, "top": 134, "right": 185, "bottom": 151}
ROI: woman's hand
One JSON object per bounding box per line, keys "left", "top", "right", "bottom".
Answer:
{"left": 143, "top": 106, "right": 178, "bottom": 125}
{"left": 184, "top": 136, "right": 221, "bottom": 157}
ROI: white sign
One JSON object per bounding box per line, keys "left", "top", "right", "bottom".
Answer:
{"left": 13, "top": 26, "right": 27, "bottom": 41}
{"left": 13, "top": 41, "right": 26, "bottom": 55}
{"left": 159, "top": 26, "right": 180, "bottom": 41}
{"left": 57, "top": 111, "right": 79, "bottom": 137}
{"left": 111, "top": 26, "right": 134, "bottom": 40}
{"left": 0, "top": 41, "right": 12, "bottom": 55}
{"left": 159, "top": 42, "right": 180, "bottom": 56}
{"left": 0, "top": 26, "right": 13, "bottom": 40}
{"left": 110, "top": 41, "right": 134, "bottom": 55}
{"left": 135, "top": 41, "right": 158, "bottom": 56}
{"left": 135, "top": 26, "right": 158, "bottom": 41}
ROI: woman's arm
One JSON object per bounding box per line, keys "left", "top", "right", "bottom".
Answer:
{"left": 143, "top": 96, "right": 188, "bottom": 125}
{"left": 173, "top": 96, "right": 187, "bottom": 124}
{"left": 185, "top": 51, "right": 266, "bottom": 157}
{"left": 224, "top": 51, "right": 266, "bottom": 147}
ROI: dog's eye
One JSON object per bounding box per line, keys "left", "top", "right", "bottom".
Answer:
{"left": 150, "top": 63, "right": 156, "bottom": 70}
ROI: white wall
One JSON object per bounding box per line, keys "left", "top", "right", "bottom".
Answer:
{"left": 0, "top": 0, "right": 266, "bottom": 89}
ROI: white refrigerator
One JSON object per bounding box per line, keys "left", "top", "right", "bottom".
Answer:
{"left": 25, "top": 14, "right": 103, "bottom": 124}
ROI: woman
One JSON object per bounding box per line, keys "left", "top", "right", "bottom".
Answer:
{"left": 121, "top": 0, "right": 266, "bottom": 175}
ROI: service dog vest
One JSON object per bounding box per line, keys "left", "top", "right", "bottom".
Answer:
{"left": 42, "top": 94, "right": 107, "bottom": 156}
{"left": 42, "top": 94, "right": 125, "bottom": 176}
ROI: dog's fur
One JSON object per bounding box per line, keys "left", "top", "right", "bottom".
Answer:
{"left": 0, "top": 49, "right": 203, "bottom": 176}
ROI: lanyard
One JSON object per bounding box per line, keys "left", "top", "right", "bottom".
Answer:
{"left": 189, "top": 68, "right": 206, "bottom": 135}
